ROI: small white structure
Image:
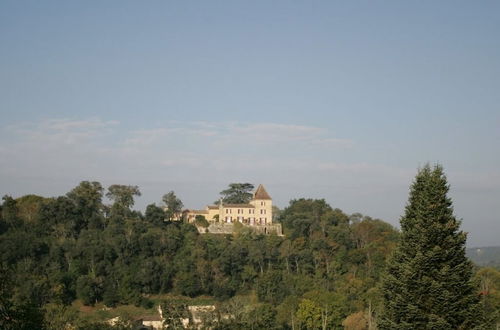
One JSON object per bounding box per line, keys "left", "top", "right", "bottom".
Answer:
{"left": 141, "top": 315, "right": 163, "bottom": 329}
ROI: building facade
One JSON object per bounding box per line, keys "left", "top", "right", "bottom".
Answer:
{"left": 185, "top": 184, "right": 273, "bottom": 226}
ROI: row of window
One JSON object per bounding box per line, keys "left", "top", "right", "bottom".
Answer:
{"left": 237, "top": 208, "right": 254, "bottom": 214}
{"left": 225, "top": 208, "right": 266, "bottom": 214}
{"left": 224, "top": 216, "right": 268, "bottom": 224}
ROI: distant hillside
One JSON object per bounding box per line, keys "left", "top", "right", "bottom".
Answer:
{"left": 466, "top": 246, "right": 500, "bottom": 267}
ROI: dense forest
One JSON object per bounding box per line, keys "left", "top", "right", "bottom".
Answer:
{"left": 1, "top": 181, "right": 499, "bottom": 329}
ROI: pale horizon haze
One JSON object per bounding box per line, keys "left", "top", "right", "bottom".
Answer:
{"left": 1, "top": 1, "right": 499, "bottom": 247}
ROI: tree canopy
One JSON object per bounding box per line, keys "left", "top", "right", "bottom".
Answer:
{"left": 106, "top": 184, "right": 141, "bottom": 210}
{"left": 0, "top": 177, "right": 495, "bottom": 329}
{"left": 217, "top": 183, "right": 254, "bottom": 204}
{"left": 380, "top": 164, "right": 481, "bottom": 329}
{"left": 162, "top": 191, "right": 183, "bottom": 221}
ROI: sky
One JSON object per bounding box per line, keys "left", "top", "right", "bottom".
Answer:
{"left": 1, "top": 1, "right": 499, "bottom": 247}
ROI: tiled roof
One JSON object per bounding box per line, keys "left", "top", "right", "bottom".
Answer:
{"left": 207, "top": 205, "right": 219, "bottom": 209}
{"left": 253, "top": 184, "right": 272, "bottom": 200}
{"left": 223, "top": 204, "right": 255, "bottom": 208}
{"left": 186, "top": 209, "right": 209, "bottom": 214}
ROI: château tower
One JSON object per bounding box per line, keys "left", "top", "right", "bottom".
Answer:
{"left": 249, "top": 184, "right": 273, "bottom": 225}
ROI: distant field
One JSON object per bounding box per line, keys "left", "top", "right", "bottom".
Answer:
{"left": 466, "top": 246, "right": 500, "bottom": 268}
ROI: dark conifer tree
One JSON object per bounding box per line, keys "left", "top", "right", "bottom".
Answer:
{"left": 380, "top": 165, "right": 481, "bottom": 329}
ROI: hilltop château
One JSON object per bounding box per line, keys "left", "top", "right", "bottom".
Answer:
{"left": 184, "top": 184, "right": 282, "bottom": 235}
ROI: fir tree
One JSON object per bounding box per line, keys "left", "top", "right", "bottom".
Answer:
{"left": 380, "top": 164, "right": 481, "bottom": 329}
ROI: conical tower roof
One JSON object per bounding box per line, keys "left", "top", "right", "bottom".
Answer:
{"left": 253, "top": 184, "right": 272, "bottom": 200}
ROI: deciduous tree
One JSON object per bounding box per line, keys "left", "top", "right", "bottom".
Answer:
{"left": 475, "top": 267, "right": 500, "bottom": 328}
{"left": 106, "top": 185, "right": 140, "bottom": 210}
{"left": 106, "top": 185, "right": 140, "bottom": 219}
{"left": 67, "top": 181, "right": 104, "bottom": 229}
{"left": 296, "top": 298, "right": 322, "bottom": 330}
{"left": 162, "top": 191, "right": 183, "bottom": 221}
{"left": 144, "top": 203, "right": 166, "bottom": 225}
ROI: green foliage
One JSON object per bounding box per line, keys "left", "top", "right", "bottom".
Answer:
{"left": 475, "top": 267, "right": 500, "bottom": 328}
{"left": 162, "top": 191, "right": 183, "bottom": 221}
{"left": 106, "top": 185, "right": 141, "bottom": 219}
{"left": 102, "top": 282, "right": 120, "bottom": 308}
{"left": 0, "top": 263, "right": 46, "bottom": 330}
{"left": 217, "top": 183, "right": 254, "bottom": 204}
{"left": 276, "top": 295, "right": 300, "bottom": 328}
{"left": 175, "top": 271, "right": 202, "bottom": 297}
{"left": 15, "top": 194, "right": 47, "bottom": 223}
{"left": 2, "top": 195, "right": 21, "bottom": 228}
{"left": 67, "top": 181, "right": 105, "bottom": 230}
{"left": 256, "top": 270, "right": 287, "bottom": 304}
{"left": 247, "top": 303, "right": 278, "bottom": 329}
{"left": 296, "top": 298, "right": 322, "bottom": 329}
{"left": 194, "top": 215, "right": 209, "bottom": 228}
{"left": 303, "top": 290, "right": 348, "bottom": 329}
{"left": 76, "top": 276, "right": 101, "bottom": 306}
{"left": 43, "top": 303, "right": 79, "bottom": 330}
{"left": 161, "top": 299, "right": 190, "bottom": 328}
{"left": 0, "top": 302, "right": 46, "bottom": 330}
{"left": 144, "top": 203, "right": 166, "bottom": 226}
{"left": 280, "top": 198, "right": 348, "bottom": 240}
{"left": 106, "top": 185, "right": 141, "bottom": 209}
{"left": 380, "top": 165, "right": 482, "bottom": 329}
{"left": 4, "top": 179, "right": 472, "bottom": 329}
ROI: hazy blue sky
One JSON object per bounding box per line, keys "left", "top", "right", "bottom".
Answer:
{"left": 1, "top": 1, "right": 499, "bottom": 247}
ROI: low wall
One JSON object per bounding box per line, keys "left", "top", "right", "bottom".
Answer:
{"left": 196, "top": 223, "right": 283, "bottom": 236}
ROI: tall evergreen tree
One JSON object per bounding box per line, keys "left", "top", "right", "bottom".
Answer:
{"left": 380, "top": 165, "right": 481, "bottom": 329}
{"left": 217, "top": 183, "right": 254, "bottom": 204}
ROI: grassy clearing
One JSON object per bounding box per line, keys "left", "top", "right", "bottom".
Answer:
{"left": 149, "top": 294, "right": 217, "bottom": 306}
{"left": 72, "top": 300, "right": 157, "bottom": 323}
{"left": 71, "top": 295, "right": 218, "bottom": 323}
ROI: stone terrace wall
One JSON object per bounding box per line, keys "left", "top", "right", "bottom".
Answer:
{"left": 196, "top": 223, "right": 283, "bottom": 236}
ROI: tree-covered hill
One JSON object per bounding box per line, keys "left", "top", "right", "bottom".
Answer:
{"left": 0, "top": 181, "right": 498, "bottom": 329}
{"left": 467, "top": 246, "right": 500, "bottom": 268}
